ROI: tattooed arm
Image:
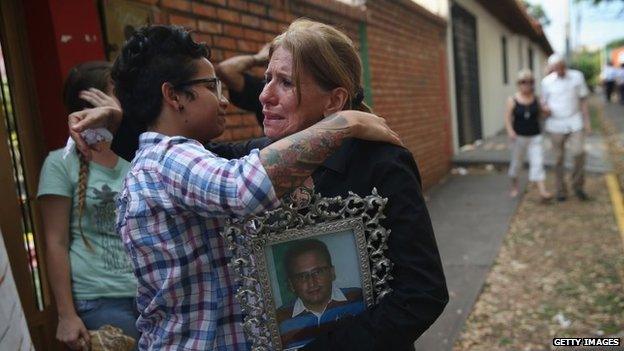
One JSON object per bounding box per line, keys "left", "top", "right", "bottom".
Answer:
{"left": 260, "top": 111, "right": 401, "bottom": 197}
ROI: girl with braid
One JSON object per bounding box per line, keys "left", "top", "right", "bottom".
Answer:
{"left": 38, "top": 61, "right": 139, "bottom": 350}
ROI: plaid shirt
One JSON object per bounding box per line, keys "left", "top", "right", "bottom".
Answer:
{"left": 116, "top": 132, "right": 279, "bottom": 350}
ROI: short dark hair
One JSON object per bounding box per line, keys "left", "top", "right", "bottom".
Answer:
{"left": 111, "top": 25, "right": 210, "bottom": 128}
{"left": 63, "top": 61, "right": 112, "bottom": 113}
{"left": 284, "top": 239, "right": 332, "bottom": 278}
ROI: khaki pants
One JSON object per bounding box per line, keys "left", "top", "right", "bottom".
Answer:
{"left": 549, "top": 130, "right": 585, "bottom": 196}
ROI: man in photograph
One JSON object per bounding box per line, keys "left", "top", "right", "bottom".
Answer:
{"left": 276, "top": 239, "right": 365, "bottom": 350}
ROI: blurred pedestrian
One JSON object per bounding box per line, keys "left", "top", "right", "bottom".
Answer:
{"left": 505, "top": 69, "right": 552, "bottom": 201}
{"left": 215, "top": 43, "right": 270, "bottom": 126}
{"left": 541, "top": 54, "right": 591, "bottom": 201}
{"left": 616, "top": 62, "right": 624, "bottom": 105}
{"left": 37, "top": 61, "right": 139, "bottom": 350}
{"left": 600, "top": 61, "right": 617, "bottom": 102}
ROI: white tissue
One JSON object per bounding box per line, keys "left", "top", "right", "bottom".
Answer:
{"left": 62, "top": 128, "right": 113, "bottom": 159}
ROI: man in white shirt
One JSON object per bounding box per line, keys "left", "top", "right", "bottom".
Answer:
{"left": 541, "top": 53, "right": 591, "bottom": 201}
{"left": 600, "top": 61, "right": 617, "bottom": 102}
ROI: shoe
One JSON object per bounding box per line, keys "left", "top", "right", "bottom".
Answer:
{"left": 556, "top": 194, "right": 567, "bottom": 202}
{"left": 539, "top": 193, "right": 553, "bottom": 204}
{"left": 575, "top": 190, "right": 589, "bottom": 201}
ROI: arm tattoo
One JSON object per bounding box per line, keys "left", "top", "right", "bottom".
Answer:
{"left": 259, "top": 114, "right": 352, "bottom": 197}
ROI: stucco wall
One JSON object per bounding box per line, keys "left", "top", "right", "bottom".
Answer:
{"left": 448, "top": 0, "right": 550, "bottom": 149}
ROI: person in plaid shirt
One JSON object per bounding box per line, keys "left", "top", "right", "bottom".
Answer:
{"left": 70, "top": 25, "right": 401, "bottom": 350}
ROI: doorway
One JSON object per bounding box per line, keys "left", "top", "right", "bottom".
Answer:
{"left": 451, "top": 3, "right": 483, "bottom": 146}
{"left": 0, "top": 0, "right": 62, "bottom": 349}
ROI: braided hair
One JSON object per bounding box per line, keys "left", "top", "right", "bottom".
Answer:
{"left": 63, "top": 61, "right": 112, "bottom": 251}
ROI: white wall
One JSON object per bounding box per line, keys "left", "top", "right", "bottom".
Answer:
{"left": 447, "top": 0, "right": 550, "bottom": 151}
{"left": 0, "top": 230, "right": 34, "bottom": 351}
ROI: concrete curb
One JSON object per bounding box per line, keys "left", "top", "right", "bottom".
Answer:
{"left": 605, "top": 173, "right": 624, "bottom": 251}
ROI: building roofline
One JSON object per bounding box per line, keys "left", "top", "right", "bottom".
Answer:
{"left": 475, "top": 0, "right": 553, "bottom": 55}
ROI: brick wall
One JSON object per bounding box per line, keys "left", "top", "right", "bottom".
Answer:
{"left": 126, "top": 0, "right": 451, "bottom": 188}
{"left": 366, "top": 0, "right": 452, "bottom": 189}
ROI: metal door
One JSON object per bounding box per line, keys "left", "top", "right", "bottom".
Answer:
{"left": 451, "top": 3, "right": 483, "bottom": 146}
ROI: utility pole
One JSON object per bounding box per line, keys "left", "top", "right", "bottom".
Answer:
{"left": 564, "top": 0, "right": 571, "bottom": 61}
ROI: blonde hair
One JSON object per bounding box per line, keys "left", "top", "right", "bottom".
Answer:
{"left": 270, "top": 19, "right": 371, "bottom": 112}
{"left": 516, "top": 69, "right": 534, "bottom": 83}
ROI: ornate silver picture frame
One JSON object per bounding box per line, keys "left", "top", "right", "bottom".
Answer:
{"left": 222, "top": 188, "right": 393, "bottom": 351}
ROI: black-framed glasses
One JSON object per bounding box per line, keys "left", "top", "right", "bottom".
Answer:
{"left": 174, "top": 77, "right": 222, "bottom": 100}
{"left": 290, "top": 266, "right": 332, "bottom": 284}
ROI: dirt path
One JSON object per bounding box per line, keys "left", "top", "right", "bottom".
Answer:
{"left": 454, "top": 174, "right": 624, "bottom": 351}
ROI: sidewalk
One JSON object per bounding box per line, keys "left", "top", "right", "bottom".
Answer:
{"left": 453, "top": 131, "right": 612, "bottom": 173}
{"left": 415, "top": 99, "right": 618, "bottom": 350}
{"left": 415, "top": 172, "right": 525, "bottom": 351}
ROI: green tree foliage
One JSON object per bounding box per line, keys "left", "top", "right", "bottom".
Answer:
{"left": 606, "top": 37, "right": 624, "bottom": 50}
{"left": 522, "top": 1, "right": 551, "bottom": 26}
{"left": 570, "top": 49, "right": 601, "bottom": 88}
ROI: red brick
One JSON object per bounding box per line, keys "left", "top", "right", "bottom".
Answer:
{"left": 214, "top": 128, "right": 233, "bottom": 141}
{"left": 223, "top": 50, "right": 239, "bottom": 59}
{"left": 217, "top": 8, "right": 240, "bottom": 24}
{"left": 191, "top": 3, "right": 217, "bottom": 18}
{"left": 161, "top": 0, "right": 190, "bottom": 11}
{"left": 223, "top": 24, "right": 244, "bottom": 37}
{"left": 241, "top": 14, "right": 261, "bottom": 28}
{"left": 152, "top": 12, "right": 167, "bottom": 25}
{"left": 260, "top": 19, "right": 278, "bottom": 32}
{"left": 248, "top": 3, "right": 267, "bottom": 16}
{"left": 243, "top": 28, "right": 265, "bottom": 42}
{"left": 227, "top": 0, "right": 247, "bottom": 11}
{"left": 204, "top": 0, "right": 227, "bottom": 6}
{"left": 263, "top": 32, "right": 275, "bottom": 42}
{"left": 236, "top": 39, "right": 255, "bottom": 52}
{"left": 210, "top": 48, "right": 224, "bottom": 62}
{"left": 268, "top": 8, "right": 289, "bottom": 22}
{"left": 198, "top": 20, "right": 222, "bottom": 34}
{"left": 213, "top": 36, "right": 237, "bottom": 50}
{"left": 169, "top": 14, "right": 196, "bottom": 29}
{"left": 242, "top": 114, "right": 261, "bottom": 126}
{"left": 225, "top": 114, "right": 243, "bottom": 127}
{"left": 192, "top": 32, "right": 212, "bottom": 46}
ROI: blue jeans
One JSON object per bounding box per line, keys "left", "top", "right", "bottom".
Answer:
{"left": 74, "top": 297, "right": 139, "bottom": 350}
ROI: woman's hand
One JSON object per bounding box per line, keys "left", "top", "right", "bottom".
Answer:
{"left": 541, "top": 106, "right": 551, "bottom": 118}
{"left": 69, "top": 106, "right": 120, "bottom": 160}
{"left": 338, "top": 110, "right": 403, "bottom": 147}
{"left": 79, "top": 88, "right": 121, "bottom": 110}
{"left": 68, "top": 88, "right": 122, "bottom": 159}
{"left": 56, "top": 313, "right": 90, "bottom": 350}
{"left": 507, "top": 129, "right": 517, "bottom": 141}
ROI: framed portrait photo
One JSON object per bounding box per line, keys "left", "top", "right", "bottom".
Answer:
{"left": 222, "top": 188, "right": 393, "bottom": 351}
